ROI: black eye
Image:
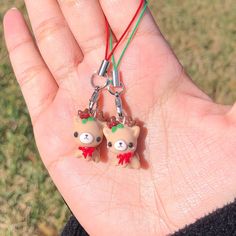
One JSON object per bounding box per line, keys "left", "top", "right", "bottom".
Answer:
{"left": 74, "top": 132, "right": 79, "bottom": 138}
{"left": 128, "top": 142, "right": 134, "bottom": 148}
{"left": 108, "top": 142, "right": 112, "bottom": 147}
{"left": 96, "top": 137, "right": 101, "bottom": 142}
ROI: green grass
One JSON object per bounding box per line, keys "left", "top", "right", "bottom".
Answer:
{"left": 151, "top": 0, "right": 236, "bottom": 104}
{"left": 0, "top": 0, "right": 235, "bottom": 235}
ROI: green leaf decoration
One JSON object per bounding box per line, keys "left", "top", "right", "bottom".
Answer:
{"left": 82, "top": 119, "right": 87, "bottom": 124}
{"left": 88, "top": 117, "right": 95, "bottom": 121}
{"left": 82, "top": 117, "right": 95, "bottom": 124}
{"left": 112, "top": 126, "right": 117, "bottom": 133}
{"left": 111, "top": 123, "right": 124, "bottom": 133}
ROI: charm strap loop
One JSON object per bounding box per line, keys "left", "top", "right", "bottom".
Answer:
{"left": 90, "top": 73, "right": 110, "bottom": 90}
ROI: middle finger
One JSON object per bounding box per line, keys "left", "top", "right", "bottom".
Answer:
{"left": 58, "top": 0, "right": 112, "bottom": 64}
{"left": 24, "top": 0, "right": 83, "bottom": 85}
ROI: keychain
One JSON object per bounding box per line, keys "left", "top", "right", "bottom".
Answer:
{"left": 103, "top": 1, "right": 148, "bottom": 169}
{"left": 73, "top": 0, "right": 148, "bottom": 166}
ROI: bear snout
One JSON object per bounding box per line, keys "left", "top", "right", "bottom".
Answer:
{"left": 114, "top": 140, "right": 127, "bottom": 151}
{"left": 79, "top": 132, "right": 94, "bottom": 144}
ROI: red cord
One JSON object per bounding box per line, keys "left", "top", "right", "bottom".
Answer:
{"left": 104, "top": 16, "right": 110, "bottom": 60}
{"left": 105, "top": 0, "right": 144, "bottom": 60}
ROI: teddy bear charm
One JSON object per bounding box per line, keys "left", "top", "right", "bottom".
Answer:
{"left": 73, "top": 0, "right": 147, "bottom": 167}
{"left": 74, "top": 108, "right": 106, "bottom": 162}
{"left": 103, "top": 85, "right": 141, "bottom": 169}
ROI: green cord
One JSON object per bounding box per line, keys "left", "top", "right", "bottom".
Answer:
{"left": 110, "top": 29, "right": 117, "bottom": 71}
{"left": 110, "top": 1, "right": 148, "bottom": 70}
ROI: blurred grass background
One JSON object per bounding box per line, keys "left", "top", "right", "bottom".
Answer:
{"left": 0, "top": 0, "right": 235, "bottom": 235}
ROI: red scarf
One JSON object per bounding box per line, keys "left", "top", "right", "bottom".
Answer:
{"left": 79, "top": 147, "right": 95, "bottom": 158}
{"left": 117, "top": 152, "right": 133, "bottom": 165}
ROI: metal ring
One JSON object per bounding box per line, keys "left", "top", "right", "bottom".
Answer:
{"left": 90, "top": 73, "right": 110, "bottom": 90}
{"left": 108, "top": 82, "right": 125, "bottom": 96}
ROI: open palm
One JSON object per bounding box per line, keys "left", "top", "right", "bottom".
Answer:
{"left": 4, "top": 1, "right": 236, "bottom": 235}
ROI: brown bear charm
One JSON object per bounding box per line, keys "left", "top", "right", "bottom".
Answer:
{"left": 103, "top": 117, "right": 141, "bottom": 169}
{"left": 74, "top": 109, "right": 105, "bottom": 162}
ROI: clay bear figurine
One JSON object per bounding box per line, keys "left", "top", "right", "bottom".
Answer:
{"left": 103, "top": 117, "right": 141, "bottom": 169}
{"left": 74, "top": 109, "right": 105, "bottom": 162}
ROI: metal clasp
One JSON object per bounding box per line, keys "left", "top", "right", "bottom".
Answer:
{"left": 112, "top": 69, "right": 121, "bottom": 87}
{"left": 115, "top": 92, "right": 124, "bottom": 120}
{"left": 88, "top": 87, "right": 100, "bottom": 115}
{"left": 98, "top": 60, "right": 110, "bottom": 77}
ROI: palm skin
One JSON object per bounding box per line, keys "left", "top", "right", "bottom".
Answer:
{"left": 3, "top": 1, "right": 236, "bottom": 235}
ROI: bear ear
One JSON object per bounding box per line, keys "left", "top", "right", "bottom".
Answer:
{"left": 103, "top": 127, "right": 111, "bottom": 137}
{"left": 131, "top": 126, "right": 140, "bottom": 138}
{"left": 97, "top": 120, "right": 106, "bottom": 128}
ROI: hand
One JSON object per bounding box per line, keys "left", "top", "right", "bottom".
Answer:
{"left": 4, "top": 1, "right": 236, "bottom": 235}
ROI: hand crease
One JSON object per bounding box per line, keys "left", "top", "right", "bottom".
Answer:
{"left": 34, "top": 17, "right": 68, "bottom": 43}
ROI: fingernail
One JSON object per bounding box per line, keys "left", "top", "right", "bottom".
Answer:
{"left": 11, "top": 7, "right": 18, "bottom": 10}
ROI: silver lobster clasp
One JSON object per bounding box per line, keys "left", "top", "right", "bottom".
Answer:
{"left": 89, "top": 87, "right": 100, "bottom": 115}
{"left": 115, "top": 92, "right": 124, "bottom": 119}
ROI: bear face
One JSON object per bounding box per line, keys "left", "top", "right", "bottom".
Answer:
{"left": 74, "top": 116, "right": 104, "bottom": 148}
{"left": 103, "top": 124, "right": 140, "bottom": 155}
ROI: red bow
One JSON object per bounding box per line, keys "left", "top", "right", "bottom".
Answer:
{"left": 79, "top": 147, "right": 95, "bottom": 158}
{"left": 117, "top": 152, "right": 133, "bottom": 165}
